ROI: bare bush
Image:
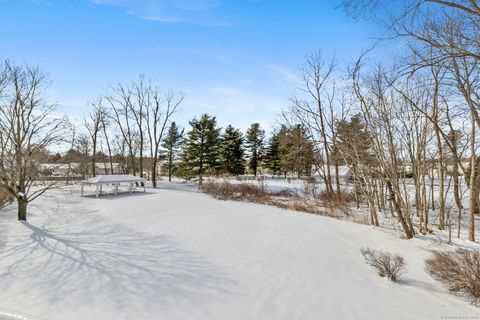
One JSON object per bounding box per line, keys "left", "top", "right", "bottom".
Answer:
{"left": 270, "top": 189, "right": 296, "bottom": 198}
{"left": 303, "top": 176, "right": 318, "bottom": 197}
{"left": 202, "top": 180, "right": 305, "bottom": 210}
{"left": 425, "top": 250, "right": 480, "bottom": 304}
{"left": 202, "top": 180, "right": 270, "bottom": 203}
{"left": 361, "top": 248, "right": 406, "bottom": 281}
{"left": 291, "top": 198, "right": 321, "bottom": 214}
{"left": 0, "top": 186, "right": 13, "bottom": 208}
{"left": 202, "top": 180, "right": 360, "bottom": 219}
{"left": 317, "top": 190, "right": 352, "bottom": 216}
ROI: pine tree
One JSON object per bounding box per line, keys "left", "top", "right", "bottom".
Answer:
{"left": 220, "top": 125, "right": 245, "bottom": 175}
{"left": 265, "top": 132, "right": 281, "bottom": 175}
{"left": 181, "top": 114, "right": 221, "bottom": 184}
{"left": 162, "top": 122, "right": 184, "bottom": 182}
{"left": 246, "top": 123, "right": 265, "bottom": 176}
{"left": 335, "top": 113, "right": 373, "bottom": 165}
{"left": 281, "top": 125, "right": 315, "bottom": 177}
{"left": 277, "top": 125, "right": 295, "bottom": 176}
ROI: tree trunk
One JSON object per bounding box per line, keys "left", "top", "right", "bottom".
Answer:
{"left": 335, "top": 164, "right": 341, "bottom": 194}
{"left": 92, "top": 157, "right": 96, "bottom": 177}
{"left": 103, "top": 126, "right": 114, "bottom": 175}
{"left": 468, "top": 116, "right": 476, "bottom": 242}
{"left": 354, "top": 177, "right": 360, "bottom": 209}
{"left": 168, "top": 151, "right": 173, "bottom": 182}
{"left": 18, "top": 199, "right": 27, "bottom": 221}
{"left": 421, "top": 171, "right": 429, "bottom": 233}
{"left": 367, "top": 195, "right": 379, "bottom": 226}
{"left": 151, "top": 162, "right": 157, "bottom": 188}
{"left": 413, "top": 174, "right": 420, "bottom": 216}
{"left": 253, "top": 150, "right": 258, "bottom": 176}
{"left": 199, "top": 160, "right": 204, "bottom": 185}
{"left": 139, "top": 139, "right": 144, "bottom": 178}
{"left": 430, "top": 169, "right": 435, "bottom": 212}
{"left": 435, "top": 127, "right": 446, "bottom": 229}
{"left": 380, "top": 181, "right": 385, "bottom": 212}
{"left": 386, "top": 180, "right": 414, "bottom": 239}
{"left": 92, "top": 134, "right": 97, "bottom": 177}
{"left": 468, "top": 162, "right": 476, "bottom": 241}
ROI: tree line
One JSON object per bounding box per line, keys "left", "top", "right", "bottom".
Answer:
{"left": 175, "top": 115, "right": 315, "bottom": 184}
{"left": 52, "top": 112, "right": 317, "bottom": 184}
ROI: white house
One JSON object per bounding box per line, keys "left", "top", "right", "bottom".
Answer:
{"left": 95, "top": 162, "right": 123, "bottom": 175}
{"left": 39, "top": 163, "right": 80, "bottom": 177}
{"left": 313, "top": 165, "right": 353, "bottom": 181}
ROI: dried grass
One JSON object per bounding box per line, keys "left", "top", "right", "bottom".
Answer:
{"left": 202, "top": 180, "right": 349, "bottom": 217}
{"left": 317, "top": 190, "right": 353, "bottom": 216}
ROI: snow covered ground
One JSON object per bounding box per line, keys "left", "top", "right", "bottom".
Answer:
{"left": 0, "top": 181, "right": 479, "bottom": 320}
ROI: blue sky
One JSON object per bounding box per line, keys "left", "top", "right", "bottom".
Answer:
{"left": 0, "top": 0, "right": 382, "bottom": 131}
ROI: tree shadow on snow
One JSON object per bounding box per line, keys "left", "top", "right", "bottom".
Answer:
{"left": 0, "top": 217, "right": 233, "bottom": 315}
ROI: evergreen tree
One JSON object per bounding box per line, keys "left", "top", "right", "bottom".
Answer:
{"left": 277, "top": 125, "right": 295, "bottom": 176}
{"left": 220, "top": 125, "right": 245, "bottom": 175}
{"left": 245, "top": 123, "right": 265, "bottom": 176}
{"left": 162, "top": 122, "right": 184, "bottom": 182}
{"left": 335, "top": 113, "right": 373, "bottom": 165}
{"left": 265, "top": 132, "right": 281, "bottom": 175}
{"left": 281, "top": 125, "right": 315, "bottom": 177}
{"left": 181, "top": 114, "right": 221, "bottom": 184}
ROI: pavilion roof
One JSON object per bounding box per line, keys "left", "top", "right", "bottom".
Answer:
{"left": 81, "top": 175, "right": 146, "bottom": 184}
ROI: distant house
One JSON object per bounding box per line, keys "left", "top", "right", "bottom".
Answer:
{"left": 313, "top": 165, "right": 353, "bottom": 181}
{"left": 39, "top": 163, "right": 80, "bottom": 177}
{"left": 95, "top": 162, "right": 123, "bottom": 175}
{"left": 39, "top": 162, "right": 124, "bottom": 177}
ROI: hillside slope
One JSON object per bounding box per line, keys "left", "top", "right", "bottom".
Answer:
{"left": 0, "top": 183, "right": 478, "bottom": 320}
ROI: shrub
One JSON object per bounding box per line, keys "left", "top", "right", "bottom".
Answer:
{"left": 203, "top": 180, "right": 348, "bottom": 217}
{"left": 425, "top": 249, "right": 480, "bottom": 304}
{"left": 361, "top": 248, "right": 406, "bottom": 281}
{"left": 0, "top": 186, "right": 13, "bottom": 208}
{"left": 317, "top": 190, "right": 352, "bottom": 216}
{"left": 303, "top": 176, "right": 318, "bottom": 197}
{"left": 202, "top": 180, "right": 270, "bottom": 203}
{"left": 201, "top": 180, "right": 234, "bottom": 199}
{"left": 270, "top": 189, "right": 296, "bottom": 198}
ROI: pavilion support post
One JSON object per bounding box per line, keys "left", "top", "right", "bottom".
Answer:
{"left": 143, "top": 183, "right": 146, "bottom": 193}
{"left": 100, "top": 184, "right": 102, "bottom": 196}
{"left": 81, "top": 184, "right": 84, "bottom": 197}
{"left": 114, "top": 183, "right": 118, "bottom": 196}
{"left": 129, "top": 183, "right": 133, "bottom": 194}
{"left": 95, "top": 184, "right": 99, "bottom": 198}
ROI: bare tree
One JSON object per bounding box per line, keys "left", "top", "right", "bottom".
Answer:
{"left": 105, "top": 83, "right": 138, "bottom": 175}
{"left": 145, "top": 88, "right": 183, "bottom": 187}
{"left": 341, "top": 0, "right": 479, "bottom": 241}
{"left": 130, "top": 76, "right": 148, "bottom": 177}
{"left": 350, "top": 61, "right": 416, "bottom": 239}
{"left": 98, "top": 102, "right": 114, "bottom": 175}
{"left": 0, "top": 61, "right": 67, "bottom": 221}
{"left": 290, "top": 51, "right": 337, "bottom": 193}
{"left": 84, "top": 99, "right": 104, "bottom": 177}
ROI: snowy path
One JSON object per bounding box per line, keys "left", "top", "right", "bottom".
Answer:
{"left": 0, "top": 183, "right": 478, "bottom": 320}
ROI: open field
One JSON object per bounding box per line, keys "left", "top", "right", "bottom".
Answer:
{"left": 0, "top": 182, "right": 479, "bottom": 320}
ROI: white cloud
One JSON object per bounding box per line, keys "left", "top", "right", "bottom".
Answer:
{"left": 173, "top": 0, "right": 220, "bottom": 11}
{"left": 89, "top": 0, "right": 232, "bottom": 26}
{"left": 265, "top": 64, "right": 302, "bottom": 86}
